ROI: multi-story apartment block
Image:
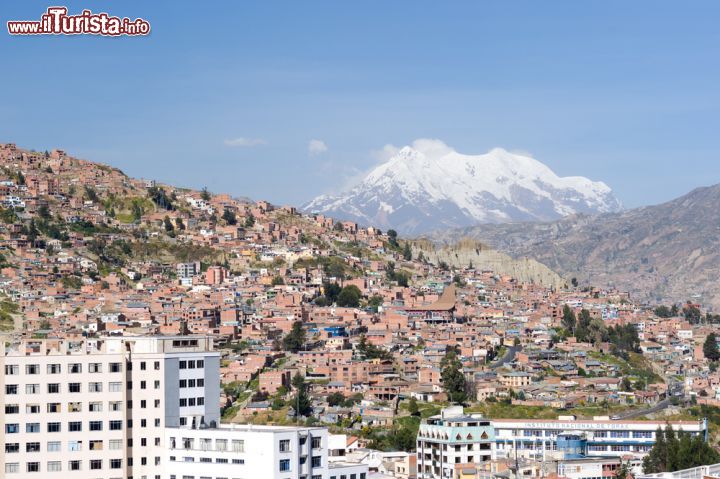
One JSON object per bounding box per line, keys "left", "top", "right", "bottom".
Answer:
{"left": 1, "top": 336, "right": 220, "bottom": 479}
{"left": 416, "top": 406, "right": 494, "bottom": 479}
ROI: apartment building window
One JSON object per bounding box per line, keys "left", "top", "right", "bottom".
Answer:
{"left": 188, "top": 379, "right": 196, "bottom": 387}
{"left": 141, "top": 419, "right": 147, "bottom": 428}
{"left": 215, "top": 458, "right": 228, "bottom": 464}
{"left": 26, "top": 364, "right": 40, "bottom": 374}
{"left": 89, "top": 382, "right": 103, "bottom": 392}
{"left": 47, "top": 442, "right": 61, "bottom": 452}
{"left": 179, "top": 360, "right": 187, "bottom": 369}
{"left": 232, "top": 459, "right": 245, "bottom": 464}
{"left": 47, "top": 422, "right": 61, "bottom": 433}
{"left": 180, "top": 379, "right": 187, "bottom": 388}
{"left": 312, "top": 437, "right": 322, "bottom": 449}
{"left": 109, "top": 381, "right": 122, "bottom": 392}
{"left": 5, "top": 404, "right": 19, "bottom": 414}
{"left": 68, "top": 382, "right": 81, "bottom": 393}
{"left": 110, "top": 459, "right": 122, "bottom": 469}
{"left": 26, "top": 383, "right": 40, "bottom": 394}
{"left": 89, "top": 402, "right": 102, "bottom": 412}
{"left": 69, "top": 363, "right": 82, "bottom": 373}
{"left": 47, "top": 402, "right": 60, "bottom": 413}
{"left": 90, "top": 421, "right": 103, "bottom": 431}
{"left": 216, "top": 439, "right": 227, "bottom": 451}
{"left": 110, "top": 420, "right": 123, "bottom": 430}
{"left": 231, "top": 440, "right": 244, "bottom": 452}
{"left": 47, "top": 462, "right": 61, "bottom": 472}
{"left": 188, "top": 360, "right": 196, "bottom": 368}
{"left": 141, "top": 400, "right": 147, "bottom": 408}
{"left": 200, "top": 457, "right": 212, "bottom": 463}
{"left": 155, "top": 418, "right": 161, "bottom": 427}
{"left": 109, "top": 362, "right": 122, "bottom": 373}
{"left": 188, "top": 398, "right": 196, "bottom": 406}
{"left": 179, "top": 398, "right": 187, "bottom": 407}
{"left": 279, "top": 439, "right": 291, "bottom": 452}
{"left": 140, "top": 380, "right": 147, "bottom": 389}
{"left": 68, "top": 460, "right": 81, "bottom": 471}
{"left": 89, "top": 363, "right": 102, "bottom": 373}
{"left": 197, "top": 378, "right": 204, "bottom": 387}
{"left": 154, "top": 361, "right": 161, "bottom": 370}
{"left": 280, "top": 459, "right": 291, "bottom": 472}
{"left": 313, "top": 475, "right": 323, "bottom": 479}
{"left": 48, "top": 383, "right": 60, "bottom": 393}
{"left": 68, "top": 441, "right": 82, "bottom": 451}
{"left": 110, "top": 401, "right": 122, "bottom": 411}
{"left": 5, "top": 463, "right": 19, "bottom": 474}
{"left": 89, "top": 440, "right": 103, "bottom": 451}
{"left": 5, "top": 364, "right": 19, "bottom": 375}
{"left": 47, "top": 364, "right": 61, "bottom": 374}
{"left": 109, "top": 440, "right": 123, "bottom": 450}
{"left": 26, "top": 423, "right": 40, "bottom": 433}
{"left": 5, "top": 443, "right": 19, "bottom": 453}
{"left": 155, "top": 399, "right": 161, "bottom": 408}
{"left": 5, "top": 384, "right": 18, "bottom": 394}
{"left": 197, "top": 397, "right": 205, "bottom": 405}
{"left": 26, "top": 462, "right": 40, "bottom": 472}
{"left": 69, "top": 421, "right": 82, "bottom": 432}
{"left": 26, "top": 442, "right": 41, "bottom": 452}
{"left": 197, "top": 360, "right": 204, "bottom": 368}
{"left": 90, "top": 459, "right": 102, "bottom": 470}
{"left": 68, "top": 402, "right": 82, "bottom": 412}
{"left": 155, "top": 380, "right": 161, "bottom": 389}
{"left": 141, "top": 361, "right": 147, "bottom": 370}
{"left": 311, "top": 456, "right": 322, "bottom": 467}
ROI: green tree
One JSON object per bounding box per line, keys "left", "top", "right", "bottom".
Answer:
{"left": 201, "top": 187, "right": 211, "bottom": 201}
{"left": 282, "top": 321, "right": 306, "bottom": 353}
{"left": 387, "top": 229, "right": 399, "bottom": 248}
{"left": 163, "top": 216, "right": 174, "bottom": 232}
{"left": 327, "top": 392, "right": 346, "bottom": 407}
{"left": 271, "top": 276, "right": 285, "bottom": 286}
{"left": 408, "top": 397, "right": 420, "bottom": 416}
{"left": 222, "top": 209, "right": 237, "bottom": 225}
{"left": 654, "top": 305, "right": 672, "bottom": 318}
{"left": 402, "top": 242, "right": 412, "bottom": 261}
{"left": 440, "top": 349, "right": 467, "bottom": 403}
{"left": 562, "top": 305, "right": 576, "bottom": 335}
{"left": 333, "top": 222, "right": 344, "bottom": 232}
{"left": 244, "top": 214, "right": 255, "bottom": 227}
{"left": 337, "top": 285, "right": 361, "bottom": 308}
{"left": 324, "top": 282, "right": 342, "bottom": 304}
{"left": 704, "top": 333, "right": 720, "bottom": 361}
{"left": 291, "top": 373, "right": 312, "bottom": 417}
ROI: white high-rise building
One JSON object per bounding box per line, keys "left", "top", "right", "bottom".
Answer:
{"left": 1, "top": 336, "right": 220, "bottom": 479}
{"left": 1, "top": 336, "right": 368, "bottom": 479}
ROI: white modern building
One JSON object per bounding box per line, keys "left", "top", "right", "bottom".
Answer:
{"left": 1, "top": 336, "right": 368, "bottom": 479}
{"left": 416, "top": 408, "right": 709, "bottom": 479}
{"left": 1, "top": 336, "right": 220, "bottom": 479}
{"left": 165, "top": 424, "right": 331, "bottom": 479}
{"left": 492, "top": 417, "right": 707, "bottom": 462}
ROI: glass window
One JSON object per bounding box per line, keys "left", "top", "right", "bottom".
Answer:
{"left": 279, "top": 439, "right": 291, "bottom": 452}
{"left": 4, "top": 364, "right": 19, "bottom": 375}
{"left": 47, "top": 364, "right": 61, "bottom": 374}
{"left": 47, "top": 442, "right": 61, "bottom": 452}
{"left": 280, "top": 459, "right": 291, "bottom": 472}
{"left": 69, "top": 363, "right": 82, "bottom": 373}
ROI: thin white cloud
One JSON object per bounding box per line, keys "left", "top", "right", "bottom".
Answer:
{"left": 308, "top": 139, "right": 328, "bottom": 155}
{"left": 224, "top": 137, "right": 267, "bottom": 147}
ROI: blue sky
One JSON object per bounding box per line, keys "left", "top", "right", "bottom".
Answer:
{"left": 2, "top": 1, "right": 720, "bottom": 208}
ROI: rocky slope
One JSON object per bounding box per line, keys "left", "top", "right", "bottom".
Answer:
{"left": 411, "top": 238, "right": 567, "bottom": 289}
{"left": 305, "top": 139, "right": 621, "bottom": 235}
{"left": 428, "top": 184, "right": 720, "bottom": 308}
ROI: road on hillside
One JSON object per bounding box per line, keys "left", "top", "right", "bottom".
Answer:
{"left": 613, "top": 397, "right": 673, "bottom": 420}
{"left": 491, "top": 345, "right": 520, "bottom": 369}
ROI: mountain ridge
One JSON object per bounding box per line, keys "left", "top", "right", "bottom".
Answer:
{"left": 305, "top": 139, "right": 622, "bottom": 235}
{"left": 427, "top": 183, "right": 720, "bottom": 308}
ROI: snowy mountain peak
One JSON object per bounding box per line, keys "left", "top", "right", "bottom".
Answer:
{"left": 304, "top": 139, "right": 622, "bottom": 235}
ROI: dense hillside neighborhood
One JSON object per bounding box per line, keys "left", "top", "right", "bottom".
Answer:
{"left": 2, "top": 143, "right": 720, "bottom": 479}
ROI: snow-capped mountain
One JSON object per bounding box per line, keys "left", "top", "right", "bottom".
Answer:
{"left": 304, "top": 139, "right": 622, "bottom": 235}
